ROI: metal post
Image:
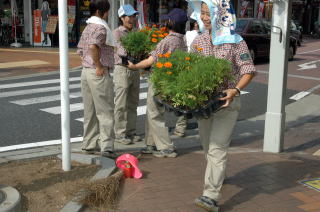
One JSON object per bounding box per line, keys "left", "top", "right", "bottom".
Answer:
{"left": 58, "top": 0, "right": 71, "bottom": 171}
{"left": 263, "top": 0, "right": 292, "bottom": 153}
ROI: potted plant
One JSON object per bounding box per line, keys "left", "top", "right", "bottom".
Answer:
{"left": 150, "top": 50, "right": 234, "bottom": 119}
{"left": 120, "top": 26, "right": 169, "bottom": 65}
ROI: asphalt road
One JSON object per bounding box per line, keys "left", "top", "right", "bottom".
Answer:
{"left": 0, "top": 37, "right": 319, "bottom": 148}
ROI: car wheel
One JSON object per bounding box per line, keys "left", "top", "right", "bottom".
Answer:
{"left": 288, "top": 46, "right": 294, "bottom": 61}
{"left": 249, "top": 49, "right": 255, "bottom": 62}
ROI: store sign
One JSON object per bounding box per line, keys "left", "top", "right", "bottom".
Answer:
{"left": 33, "top": 9, "right": 42, "bottom": 44}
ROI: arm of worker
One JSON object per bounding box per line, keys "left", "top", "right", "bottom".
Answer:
{"left": 89, "top": 44, "right": 104, "bottom": 76}
{"left": 219, "top": 40, "right": 257, "bottom": 107}
{"left": 127, "top": 56, "right": 155, "bottom": 70}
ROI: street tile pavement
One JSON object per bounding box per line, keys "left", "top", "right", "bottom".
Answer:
{"left": 118, "top": 149, "right": 320, "bottom": 212}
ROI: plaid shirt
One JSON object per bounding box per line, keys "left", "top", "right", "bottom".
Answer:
{"left": 151, "top": 32, "right": 187, "bottom": 61}
{"left": 113, "top": 26, "right": 129, "bottom": 65}
{"left": 190, "top": 31, "right": 256, "bottom": 91}
{"left": 77, "top": 24, "right": 114, "bottom": 69}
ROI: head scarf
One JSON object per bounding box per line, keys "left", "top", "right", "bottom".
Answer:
{"left": 187, "top": 0, "right": 243, "bottom": 45}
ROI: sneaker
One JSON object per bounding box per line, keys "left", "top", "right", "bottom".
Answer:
{"left": 152, "top": 149, "right": 178, "bottom": 158}
{"left": 101, "top": 151, "right": 118, "bottom": 159}
{"left": 141, "top": 145, "right": 157, "bottom": 154}
{"left": 195, "top": 196, "right": 219, "bottom": 212}
{"left": 115, "top": 136, "right": 133, "bottom": 145}
{"left": 129, "top": 134, "right": 143, "bottom": 142}
{"left": 173, "top": 129, "right": 185, "bottom": 137}
{"left": 81, "top": 148, "right": 97, "bottom": 154}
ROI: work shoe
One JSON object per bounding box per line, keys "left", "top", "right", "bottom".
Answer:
{"left": 81, "top": 148, "right": 97, "bottom": 154}
{"left": 141, "top": 145, "right": 157, "bottom": 154}
{"left": 129, "top": 134, "right": 143, "bottom": 142}
{"left": 152, "top": 149, "right": 178, "bottom": 158}
{"left": 101, "top": 151, "right": 118, "bottom": 159}
{"left": 115, "top": 136, "right": 133, "bottom": 145}
{"left": 173, "top": 129, "right": 185, "bottom": 137}
{"left": 195, "top": 196, "right": 219, "bottom": 212}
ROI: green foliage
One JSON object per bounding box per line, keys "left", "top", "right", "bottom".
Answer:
{"left": 150, "top": 50, "right": 234, "bottom": 110}
{"left": 120, "top": 26, "right": 169, "bottom": 60}
{"left": 120, "top": 31, "right": 151, "bottom": 59}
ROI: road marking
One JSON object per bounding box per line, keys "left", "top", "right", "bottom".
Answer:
{"left": 298, "top": 60, "right": 320, "bottom": 70}
{"left": 297, "top": 49, "right": 320, "bottom": 55}
{"left": 10, "top": 92, "right": 82, "bottom": 105}
{"left": 0, "top": 60, "right": 50, "bottom": 69}
{"left": 241, "top": 91, "right": 249, "bottom": 95}
{"left": 139, "top": 92, "right": 147, "bottom": 99}
{"left": 75, "top": 105, "right": 147, "bottom": 122}
{"left": 0, "top": 77, "right": 81, "bottom": 89}
{"left": 257, "top": 70, "right": 320, "bottom": 81}
{"left": 140, "top": 82, "right": 148, "bottom": 89}
{"left": 289, "top": 91, "right": 311, "bottom": 100}
{"left": 40, "top": 103, "right": 84, "bottom": 114}
{"left": 0, "top": 137, "right": 83, "bottom": 153}
{"left": 289, "top": 84, "right": 320, "bottom": 101}
{"left": 0, "top": 84, "right": 81, "bottom": 98}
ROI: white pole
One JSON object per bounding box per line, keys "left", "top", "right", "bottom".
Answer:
{"left": 263, "top": 0, "right": 292, "bottom": 153}
{"left": 58, "top": 0, "right": 71, "bottom": 171}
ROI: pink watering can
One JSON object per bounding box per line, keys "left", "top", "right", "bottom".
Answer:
{"left": 116, "top": 154, "right": 143, "bottom": 179}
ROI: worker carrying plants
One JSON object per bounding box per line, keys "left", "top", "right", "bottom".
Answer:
{"left": 127, "top": 8, "right": 188, "bottom": 158}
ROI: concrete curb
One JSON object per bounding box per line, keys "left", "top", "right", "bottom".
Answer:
{"left": 58, "top": 153, "right": 116, "bottom": 212}
{"left": 0, "top": 185, "right": 21, "bottom": 212}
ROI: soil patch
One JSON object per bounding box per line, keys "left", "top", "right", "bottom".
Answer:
{"left": 0, "top": 156, "right": 99, "bottom": 212}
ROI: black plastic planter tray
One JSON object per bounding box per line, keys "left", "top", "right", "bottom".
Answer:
{"left": 154, "top": 93, "right": 226, "bottom": 119}
{"left": 121, "top": 56, "right": 143, "bottom": 65}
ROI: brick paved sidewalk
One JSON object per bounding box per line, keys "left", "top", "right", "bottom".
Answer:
{"left": 118, "top": 149, "right": 320, "bottom": 212}
{"left": 116, "top": 115, "right": 320, "bottom": 212}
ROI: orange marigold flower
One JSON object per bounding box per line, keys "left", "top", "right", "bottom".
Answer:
{"left": 161, "top": 27, "right": 167, "bottom": 31}
{"left": 166, "top": 71, "right": 173, "bottom": 75}
{"left": 164, "top": 62, "right": 173, "bottom": 68}
{"left": 156, "top": 62, "right": 163, "bottom": 68}
{"left": 158, "top": 34, "right": 165, "bottom": 38}
{"left": 197, "top": 47, "right": 203, "bottom": 51}
{"left": 151, "top": 38, "right": 158, "bottom": 43}
{"left": 163, "top": 52, "right": 171, "bottom": 58}
{"left": 152, "top": 34, "right": 157, "bottom": 37}
{"left": 163, "top": 33, "right": 169, "bottom": 36}
{"left": 185, "top": 57, "right": 191, "bottom": 61}
{"left": 152, "top": 24, "right": 157, "bottom": 28}
{"left": 158, "top": 54, "right": 163, "bottom": 58}
{"left": 154, "top": 30, "right": 162, "bottom": 34}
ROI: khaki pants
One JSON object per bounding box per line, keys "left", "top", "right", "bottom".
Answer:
{"left": 198, "top": 97, "right": 241, "bottom": 201}
{"left": 175, "top": 115, "right": 188, "bottom": 133}
{"left": 81, "top": 67, "right": 115, "bottom": 152}
{"left": 113, "top": 65, "right": 140, "bottom": 138}
{"left": 145, "top": 81, "right": 174, "bottom": 150}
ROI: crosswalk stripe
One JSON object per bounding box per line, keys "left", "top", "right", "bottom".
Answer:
{"left": 75, "top": 105, "right": 147, "bottom": 122}
{"left": 0, "top": 84, "right": 81, "bottom": 98}
{"left": 10, "top": 92, "right": 82, "bottom": 105}
{"left": 39, "top": 92, "right": 148, "bottom": 115}
{"left": 40, "top": 103, "right": 83, "bottom": 114}
{"left": 0, "top": 77, "right": 81, "bottom": 89}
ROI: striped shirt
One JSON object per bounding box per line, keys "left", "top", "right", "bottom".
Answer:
{"left": 77, "top": 24, "right": 114, "bottom": 69}
{"left": 190, "top": 31, "right": 256, "bottom": 91}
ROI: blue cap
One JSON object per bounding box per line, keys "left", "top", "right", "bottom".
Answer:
{"left": 160, "top": 8, "right": 188, "bottom": 23}
{"left": 118, "top": 4, "right": 138, "bottom": 17}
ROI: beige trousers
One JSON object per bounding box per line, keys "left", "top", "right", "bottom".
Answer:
{"left": 145, "top": 81, "right": 174, "bottom": 150}
{"left": 198, "top": 97, "right": 241, "bottom": 201}
{"left": 175, "top": 115, "right": 188, "bottom": 133}
{"left": 113, "top": 65, "right": 140, "bottom": 138}
{"left": 81, "top": 67, "right": 115, "bottom": 152}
